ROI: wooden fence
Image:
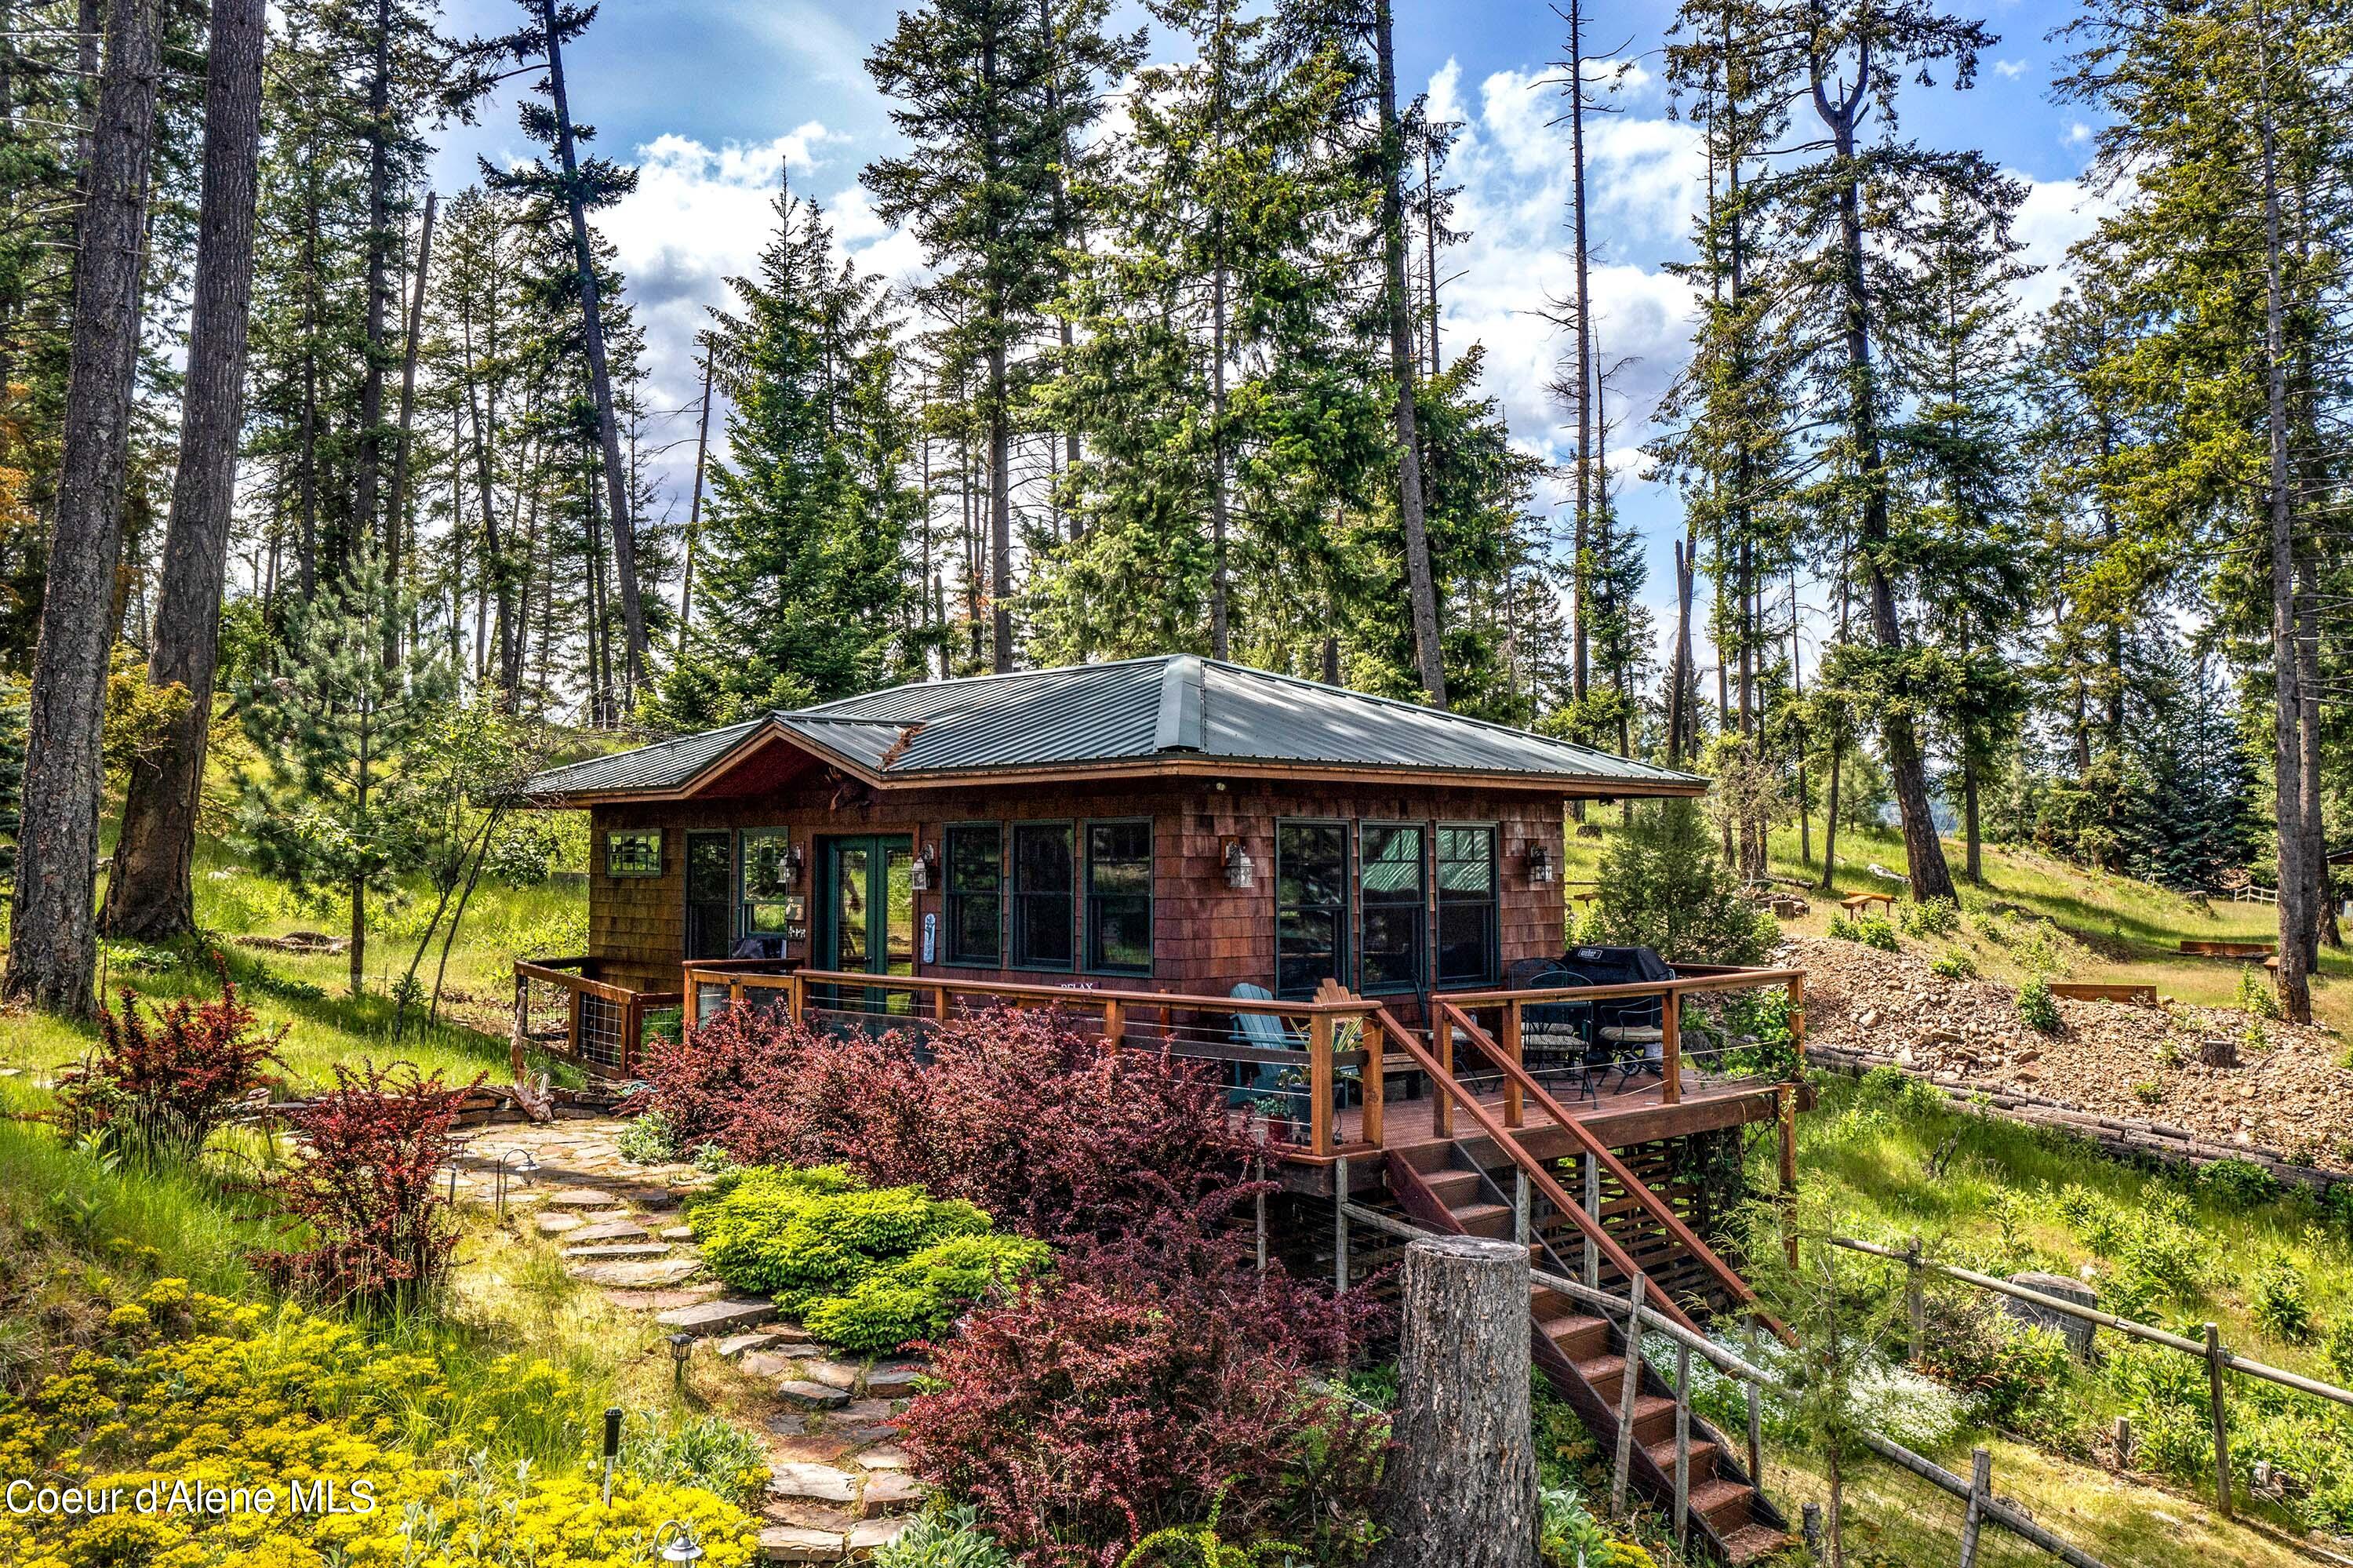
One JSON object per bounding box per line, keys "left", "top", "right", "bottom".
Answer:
{"left": 1340, "top": 1202, "right": 2110, "bottom": 1568}
{"left": 1833, "top": 1232, "right": 2353, "bottom": 1523}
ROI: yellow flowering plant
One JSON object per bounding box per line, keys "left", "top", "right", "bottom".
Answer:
{"left": 0, "top": 1279, "right": 756, "bottom": 1568}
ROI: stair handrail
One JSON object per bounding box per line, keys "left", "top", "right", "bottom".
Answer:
{"left": 1435, "top": 998, "right": 1785, "bottom": 1339}
{"left": 1368, "top": 1004, "right": 1709, "bottom": 1341}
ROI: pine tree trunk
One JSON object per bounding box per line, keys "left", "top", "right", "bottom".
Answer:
{"left": 386, "top": 187, "right": 437, "bottom": 665}
{"left": 988, "top": 347, "right": 1013, "bottom": 671}
{"left": 4, "top": 0, "right": 162, "bottom": 1016}
{"left": 1371, "top": 0, "right": 1444, "bottom": 707}
{"left": 1373, "top": 1236, "right": 1539, "bottom": 1568}
{"left": 675, "top": 348, "right": 714, "bottom": 653}
{"left": 2256, "top": 34, "right": 2312, "bottom": 1024}
{"left": 102, "top": 0, "right": 267, "bottom": 943}
{"left": 1567, "top": 0, "right": 1590, "bottom": 705}
{"left": 1210, "top": 251, "right": 1230, "bottom": 659}
{"left": 1820, "top": 60, "right": 1955, "bottom": 904}
{"left": 355, "top": 0, "right": 391, "bottom": 580}
{"left": 542, "top": 0, "right": 648, "bottom": 693}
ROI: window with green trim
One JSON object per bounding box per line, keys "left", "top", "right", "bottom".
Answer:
{"left": 944, "top": 823, "right": 1003, "bottom": 967}
{"left": 1275, "top": 822, "right": 1347, "bottom": 998}
{"left": 1358, "top": 822, "right": 1427, "bottom": 995}
{"left": 1435, "top": 824, "right": 1499, "bottom": 986}
{"left": 1085, "top": 820, "right": 1152, "bottom": 973}
{"left": 1009, "top": 822, "right": 1075, "bottom": 970}
{"left": 740, "top": 828, "right": 794, "bottom": 937}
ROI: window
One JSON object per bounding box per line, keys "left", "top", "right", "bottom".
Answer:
{"left": 944, "top": 823, "right": 1003, "bottom": 966}
{"left": 605, "top": 829, "right": 662, "bottom": 877}
{"left": 1009, "top": 822, "right": 1075, "bottom": 969}
{"left": 1275, "top": 821, "right": 1347, "bottom": 997}
{"left": 1085, "top": 820, "right": 1152, "bottom": 973}
{"left": 1358, "top": 822, "right": 1427, "bottom": 995}
{"left": 740, "top": 827, "right": 794, "bottom": 937}
{"left": 1436, "top": 824, "right": 1500, "bottom": 986}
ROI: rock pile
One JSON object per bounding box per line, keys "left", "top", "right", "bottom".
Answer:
{"left": 1787, "top": 935, "right": 2353, "bottom": 1173}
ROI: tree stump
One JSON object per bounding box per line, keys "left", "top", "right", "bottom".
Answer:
{"left": 2198, "top": 1036, "right": 2238, "bottom": 1069}
{"left": 1373, "top": 1236, "right": 1538, "bottom": 1568}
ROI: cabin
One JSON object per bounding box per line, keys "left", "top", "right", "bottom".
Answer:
{"left": 511, "top": 653, "right": 1810, "bottom": 1562}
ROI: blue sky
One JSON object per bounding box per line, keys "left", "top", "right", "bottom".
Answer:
{"left": 430, "top": 0, "right": 2106, "bottom": 668}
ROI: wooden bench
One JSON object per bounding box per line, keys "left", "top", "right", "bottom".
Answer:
{"left": 1841, "top": 891, "right": 1896, "bottom": 916}
{"left": 2178, "top": 939, "right": 2277, "bottom": 959}
{"left": 2049, "top": 982, "right": 2158, "bottom": 1006}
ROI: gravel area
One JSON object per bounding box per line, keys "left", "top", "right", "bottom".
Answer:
{"left": 1788, "top": 936, "right": 2353, "bottom": 1173}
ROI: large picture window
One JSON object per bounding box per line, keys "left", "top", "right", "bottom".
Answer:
{"left": 1275, "top": 821, "right": 1347, "bottom": 997}
{"left": 1435, "top": 824, "right": 1500, "bottom": 987}
{"left": 1358, "top": 822, "right": 1427, "bottom": 995}
{"left": 1009, "top": 822, "right": 1075, "bottom": 970}
{"left": 1085, "top": 820, "right": 1152, "bottom": 973}
{"left": 944, "top": 823, "right": 1003, "bottom": 966}
{"left": 740, "top": 827, "right": 794, "bottom": 937}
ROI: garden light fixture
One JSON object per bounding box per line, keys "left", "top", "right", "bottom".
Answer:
{"left": 1526, "top": 843, "right": 1553, "bottom": 884}
{"left": 657, "top": 1520, "right": 706, "bottom": 1565}
{"left": 668, "top": 1331, "right": 694, "bottom": 1387}
{"left": 1222, "top": 838, "right": 1256, "bottom": 890}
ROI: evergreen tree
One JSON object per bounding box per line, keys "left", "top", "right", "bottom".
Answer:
{"left": 684, "top": 190, "right": 920, "bottom": 709}
{"left": 238, "top": 548, "right": 456, "bottom": 996}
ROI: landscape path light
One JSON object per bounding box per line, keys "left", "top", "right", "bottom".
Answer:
{"left": 657, "top": 1519, "right": 706, "bottom": 1564}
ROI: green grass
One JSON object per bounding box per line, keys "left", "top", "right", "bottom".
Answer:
{"left": 1564, "top": 818, "right": 2351, "bottom": 1032}
{"left": 1, "top": 836, "right": 588, "bottom": 1093}
{"left": 1744, "top": 1069, "right": 2353, "bottom": 1564}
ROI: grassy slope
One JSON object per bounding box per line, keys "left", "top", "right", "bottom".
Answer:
{"left": 1564, "top": 818, "right": 2351, "bottom": 1032}
{"left": 1, "top": 834, "right": 586, "bottom": 1091}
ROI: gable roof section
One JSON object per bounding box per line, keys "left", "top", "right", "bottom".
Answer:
{"left": 520, "top": 655, "right": 1704, "bottom": 802}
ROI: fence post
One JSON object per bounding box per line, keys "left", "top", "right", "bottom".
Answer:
{"left": 1610, "top": 1271, "right": 1649, "bottom": 1518}
{"left": 1906, "top": 1235, "right": 1926, "bottom": 1362}
{"left": 1778, "top": 1082, "right": 1799, "bottom": 1269}
{"left": 1957, "top": 1446, "right": 1991, "bottom": 1568}
{"left": 1661, "top": 988, "right": 1682, "bottom": 1104}
{"left": 1100, "top": 997, "right": 1123, "bottom": 1048}
{"left": 1310, "top": 1012, "right": 1337, "bottom": 1158}
{"left": 1513, "top": 1168, "right": 1530, "bottom": 1245}
{"left": 1744, "top": 1325, "right": 1765, "bottom": 1492}
{"left": 1433, "top": 1011, "right": 1454, "bottom": 1138}
{"left": 1787, "top": 973, "right": 1807, "bottom": 1063}
{"left": 1583, "top": 1152, "right": 1601, "bottom": 1289}
{"left": 1502, "top": 1000, "right": 1525, "bottom": 1128}
{"left": 1362, "top": 1013, "right": 1386, "bottom": 1148}
{"left": 1372, "top": 1237, "right": 1537, "bottom": 1568}
{"left": 1673, "top": 1343, "right": 1693, "bottom": 1552}
{"left": 2206, "top": 1322, "right": 2233, "bottom": 1518}
{"left": 1334, "top": 1154, "right": 1351, "bottom": 1293}
{"left": 510, "top": 972, "right": 528, "bottom": 1082}
{"left": 787, "top": 972, "right": 805, "bottom": 1022}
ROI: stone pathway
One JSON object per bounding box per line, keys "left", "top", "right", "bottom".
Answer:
{"left": 452, "top": 1118, "right": 929, "bottom": 1561}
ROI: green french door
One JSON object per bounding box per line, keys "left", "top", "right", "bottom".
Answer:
{"left": 816, "top": 835, "right": 915, "bottom": 1014}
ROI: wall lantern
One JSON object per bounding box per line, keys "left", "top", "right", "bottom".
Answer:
{"left": 910, "top": 842, "right": 938, "bottom": 892}
{"left": 1222, "top": 838, "right": 1257, "bottom": 890}
{"left": 1526, "top": 843, "right": 1554, "bottom": 885}
{"left": 782, "top": 842, "right": 804, "bottom": 886}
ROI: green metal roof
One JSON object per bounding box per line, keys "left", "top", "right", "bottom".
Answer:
{"left": 521, "top": 655, "right": 1706, "bottom": 801}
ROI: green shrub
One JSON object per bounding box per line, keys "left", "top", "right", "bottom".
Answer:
{"left": 1929, "top": 948, "right": 1977, "bottom": 980}
{"left": 2017, "top": 979, "right": 2061, "bottom": 1034}
{"left": 2131, "top": 1080, "right": 2162, "bottom": 1105}
{"left": 1900, "top": 897, "right": 1960, "bottom": 938}
{"left": 2326, "top": 1316, "right": 2353, "bottom": 1384}
{"left": 689, "top": 1165, "right": 991, "bottom": 1308}
{"left": 802, "top": 1233, "right": 1053, "bottom": 1354}
{"left": 620, "top": 1410, "right": 770, "bottom": 1504}
{"left": 873, "top": 1504, "right": 1016, "bottom": 1568}
{"left": 615, "top": 1108, "right": 683, "bottom": 1166}
{"left": 1828, "top": 911, "right": 1900, "bottom": 951}
{"left": 2196, "top": 1159, "right": 2280, "bottom": 1207}
{"left": 2237, "top": 963, "right": 2282, "bottom": 1020}
{"left": 2251, "top": 1257, "right": 2316, "bottom": 1344}
{"left": 1916, "top": 1290, "right": 2078, "bottom": 1440}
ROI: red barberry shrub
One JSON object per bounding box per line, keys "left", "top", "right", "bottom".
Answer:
{"left": 646, "top": 1002, "right": 1240, "bottom": 1245}
{"left": 56, "top": 968, "right": 285, "bottom": 1166}
{"left": 252, "top": 1062, "right": 477, "bottom": 1311}
{"left": 914, "top": 1007, "right": 1242, "bottom": 1245}
{"left": 896, "top": 1198, "right": 1388, "bottom": 1567}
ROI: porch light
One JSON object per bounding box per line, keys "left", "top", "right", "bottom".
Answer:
{"left": 656, "top": 1522, "right": 706, "bottom": 1565}
{"left": 782, "top": 842, "right": 804, "bottom": 886}
{"left": 910, "top": 842, "right": 937, "bottom": 892}
{"left": 1526, "top": 843, "right": 1554, "bottom": 884}
{"left": 1223, "top": 838, "right": 1256, "bottom": 890}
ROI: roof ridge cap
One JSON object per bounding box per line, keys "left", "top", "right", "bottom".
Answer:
{"left": 1152, "top": 653, "right": 1206, "bottom": 753}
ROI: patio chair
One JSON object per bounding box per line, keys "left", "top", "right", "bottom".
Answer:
{"left": 1566, "top": 944, "right": 1675, "bottom": 1091}
{"left": 1227, "top": 982, "right": 1301, "bottom": 1111}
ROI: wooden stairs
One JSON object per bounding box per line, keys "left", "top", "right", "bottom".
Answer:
{"left": 1387, "top": 1142, "right": 1791, "bottom": 1565}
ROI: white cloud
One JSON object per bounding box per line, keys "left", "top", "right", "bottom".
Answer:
{"left": 2064, "top": 121, "right": 2093, "bottom": 146}
{"left": 1993, "top": 58, "right": 2030, "bottom": 80}
{"left": 2009, "top": 171, "right": 2114, "bottom": 313}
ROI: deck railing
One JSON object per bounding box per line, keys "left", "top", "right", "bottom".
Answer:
{"left": 667, "top": 961, "right": 1809, "bottom": 1159}
{"left": 511, "top": 957, "right": 682, "bottom": 1079}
